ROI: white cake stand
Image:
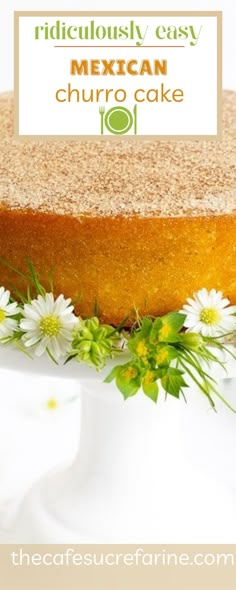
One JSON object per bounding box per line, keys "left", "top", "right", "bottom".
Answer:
{"left": 1, "top": 346, "right": 236, "bottom": 543}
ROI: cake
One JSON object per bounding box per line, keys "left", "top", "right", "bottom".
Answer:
{"left": 0, "top": 91, "right": 235, "bottom": 325}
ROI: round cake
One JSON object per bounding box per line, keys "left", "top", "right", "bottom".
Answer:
{"left": 0, "top": 91, "right": 235, "bottom": 325}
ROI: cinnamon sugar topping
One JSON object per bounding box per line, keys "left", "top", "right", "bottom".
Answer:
{"left": 0, "top": 91, "right": 235, "bottom": 218}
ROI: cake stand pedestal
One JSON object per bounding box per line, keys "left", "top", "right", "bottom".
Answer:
{"left": 1, "top": 347, "right": 236, "bottom": 543}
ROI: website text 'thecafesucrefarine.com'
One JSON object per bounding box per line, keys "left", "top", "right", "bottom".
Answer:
{"left": 10, "top": 548, "right": 236, "bottom": 568}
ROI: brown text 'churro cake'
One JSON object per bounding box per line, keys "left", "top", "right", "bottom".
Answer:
{"left": 0, "top": 91, "right": 235, "bottom": 325}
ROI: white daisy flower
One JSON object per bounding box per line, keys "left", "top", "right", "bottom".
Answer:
{"left": 0, "top": 287, "right": 20, "bottom": 338}
{"left": 20, "top": 293, "right": 78, "bottom": 361}
{"left": 181, "top": 288, "right": 236, "bottom": 337}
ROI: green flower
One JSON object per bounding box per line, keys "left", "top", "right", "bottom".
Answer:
{"left": 105, "top": 310, "right": 236, "bottom": 411}
{"left": 106, "top": 312, "right": 189, "bottom": 402}
{"left": 180, "top": 332, "right": 204, "bottom": 350}
{"left": 1, "top": 256, "right": 236, "bottom": 414}
{"left": 105, "top": 362, "right": 141, "bottom": 399}
{"left": 70, "top": 317, "right": 121, "bottom": 369}
{"left": 142, "top": 370, "right": 159, "bottom": 402}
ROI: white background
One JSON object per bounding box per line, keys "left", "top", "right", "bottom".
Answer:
{"left": 0, "top": 0, "right": 236, "bottom": 542}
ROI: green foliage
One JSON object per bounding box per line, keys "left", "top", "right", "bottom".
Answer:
{"left": 106, "top": 312, "right": 189, "bottom": 402}
{"left": 70, "top": 316, "right": 121, "bottom": 369}
{"left": 1, "top": 258, "right": 236, "bottom": 413}
{"left": 160, "top": 367, "right": 188, "bottom": 398}
{"left": 106, "top": 312, "right": 236, "bottom": 413}
{"left": 0, "top": 257, "right": 47, "bottom": 301}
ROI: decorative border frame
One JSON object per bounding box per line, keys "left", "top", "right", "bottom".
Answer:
{"left": 14, "top": 11, "right": 222, "bottom": 141}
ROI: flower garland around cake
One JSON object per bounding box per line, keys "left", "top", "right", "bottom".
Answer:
{"left": 0, "top": 259, "right": 236, "bottom": 413}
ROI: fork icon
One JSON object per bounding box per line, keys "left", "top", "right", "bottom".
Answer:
{"left": 99, "top": 106, "right": 105, "bottom": 135}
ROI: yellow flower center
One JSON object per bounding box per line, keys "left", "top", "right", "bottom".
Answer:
{"left": 200, "top": 307, "right": 221, "bottom": 326}
{"left": 159, "top": 324, "right": 171, "bottom": 339}
{"left": 0, "top": 309, "right": 6, "bottom": 324}
{"left": 40, "top": 315, "right": 61, "bottom": 337}
{"left": 46, "top": 398, "right": 58, "bottom": 411}
{"left": 123, "top": 367, "right": 138, "bottom": 380}
{"left": 156, "top": 349, "right": 168, "bottom": 364}
{"left": 143, "top": 371, "right": 154, "bottom": 385}
{"left": 136, "top": 339, "right": 148, "bottom": 358}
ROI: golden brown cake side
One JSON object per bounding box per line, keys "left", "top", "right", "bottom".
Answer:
{"left": 0, "top": 209, "right": 235, "bottom": 325}
{"left": 0, "top": 91, "right": 236, "bottom": 325}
